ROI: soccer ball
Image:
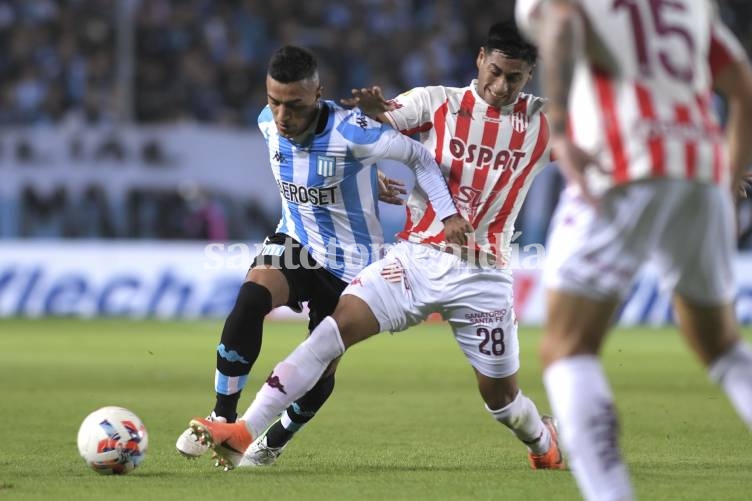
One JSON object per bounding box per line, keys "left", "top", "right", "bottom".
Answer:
{"left": 77, "top": 406, "right": 148, "bottom": 475}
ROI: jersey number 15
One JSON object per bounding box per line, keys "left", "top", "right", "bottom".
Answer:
{"left": 613, "top": 0, "right": 695, "bottom": 82}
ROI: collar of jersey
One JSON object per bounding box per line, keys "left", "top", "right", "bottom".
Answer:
{"left": 286, "top": 100, "right": 334, "bottom": 149}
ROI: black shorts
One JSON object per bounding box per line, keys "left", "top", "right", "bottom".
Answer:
{"left": 252, "top": 233, "right": 347, "bottom": 332}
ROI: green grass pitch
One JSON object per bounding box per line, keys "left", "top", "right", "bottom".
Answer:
{"left": 0, "top": 319, "right": 750, "bottom": 500}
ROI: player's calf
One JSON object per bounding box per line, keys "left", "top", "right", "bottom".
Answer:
{"left": 487, "top": 390, "right": 556, "bottom": 458}
{"left": 214, "top": 281, "right": 273, "bottom": 420}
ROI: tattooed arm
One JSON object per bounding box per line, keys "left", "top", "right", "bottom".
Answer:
{"left": 536, "top": 1, "right": 606, "bottom": 204}
{"left": 539, "top": 0, "right": 582, "bottom": 138}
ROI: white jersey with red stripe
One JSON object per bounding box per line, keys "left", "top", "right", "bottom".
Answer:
{"left": 516, "top": 0, "right": 746, "bottom": 194}
{"left": 383, "top": 82, "right": 550, "bottom": 265}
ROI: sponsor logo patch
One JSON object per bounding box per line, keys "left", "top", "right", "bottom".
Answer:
{"left": 266, "top": 372, "right": 287, "bottom": 395}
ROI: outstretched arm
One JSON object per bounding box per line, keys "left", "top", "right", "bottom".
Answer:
{"left": 375, "top": 131, "right": 471, "bottom": 246}
{"left": 341, "top": 86, "right": 396, "bottom": 123}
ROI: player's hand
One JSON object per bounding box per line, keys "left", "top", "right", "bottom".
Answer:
{"left": 442, "top": 214, "right": 473, "bottom": 247}
{"left": 551, "top": 135, "right": 607, "bottom": 207}
{"left": 377, "top": 170, "right": 408, "bottom": 205}
{"left": 341, "top": 86, "right": 395, "bottom": 117}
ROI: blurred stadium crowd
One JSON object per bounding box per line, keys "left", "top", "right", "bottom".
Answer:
{"left": 0, "top": 0, "right": 524, "bottom": 126}
{"left": 1, "top": 0, "right": 751, "bottom": 126}
{"left": 0, "top": 0, "right": 750, "bottom": 245}
{"left": 2, "top": 0, "right": 752, "bottom": 123}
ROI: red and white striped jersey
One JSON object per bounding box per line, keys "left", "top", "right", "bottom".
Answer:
{"left": 516, "top": 0, "right": 746, "bottom": 194}
{"left": 384, "top": 82, "right": 550, "bottom": 264}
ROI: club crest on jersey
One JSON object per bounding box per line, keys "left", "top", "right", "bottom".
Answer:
{"left": 510, "top": 112, "right": 528, "bottom": 133}
{"left": 380, "top": 259, "right": 408, "bottom": 288}
{"left": 316, "top": 155, "right": 336, "bottom": 177}
{"left": 386, "top": 99, "right": 403, "bottom": 110}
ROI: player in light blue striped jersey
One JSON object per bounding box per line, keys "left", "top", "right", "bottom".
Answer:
{"left": 177, "top": 45, "right": 471, "bottom": 462}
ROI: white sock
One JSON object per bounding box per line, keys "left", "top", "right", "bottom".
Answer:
{"left": 708, "top": 341, "right": 752, "bottom": 428}
{"left": 241, "top": 316, "right": 345, "bottom": 437}
{"left": 544, "top": 356, "right": 634, "bottom": 501}
{"left": 487, "top": 390, "right": 550, "bottom": 454}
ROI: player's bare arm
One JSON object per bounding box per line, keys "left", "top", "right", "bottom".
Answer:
{"left": 713, "top": 55, "right": 752, "bottom": 199}
{"left": 539, "top": 0, "right": 604, "bottom": 205}
{"left": 539, "top": 0, "right": 580, "bottom": 139}
{"left": 369, "top": 128, "right": 458, "bottom": 235}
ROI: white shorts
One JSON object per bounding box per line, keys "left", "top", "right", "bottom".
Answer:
{"left": 343, "top": 242, "right": 520, "bottom": 378}
{"left": 544, "top": 179, "right": 735, "bottom": 305}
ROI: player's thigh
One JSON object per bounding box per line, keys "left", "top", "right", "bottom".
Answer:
{"left": 249, "top": 233, "right": 315, "bottom": 312}
{"left": 655, "top": 183, "right": 736, "bottom": 306}
{"left": 544, "top": 185, "right": 654, "bottom": 301}
{"left": 445, "top": 284, "right": 520, "bottom": 380}
{"left": 673, "top": 296, "right": 740, "bottom": 366}
{"left": 299, "top": 267, "right": 348, "bottom": 332}
{"left": 329, "top": 294, "right": 382, "bottom": 349}
{"left": 542, "top": 289, "right": 620, "bottom": 364}
{"left": 655, "top": 184, "right": 738, "bottom": 365}
{"left": 341, "top": 246, "right": 429, "bottom": 334}
{"left": 245, "top": 267, "right": 289, "bottom": 308}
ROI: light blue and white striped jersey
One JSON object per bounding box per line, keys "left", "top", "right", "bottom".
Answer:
{"left": 258, "top": 100, "right": 417, "bottom": 282}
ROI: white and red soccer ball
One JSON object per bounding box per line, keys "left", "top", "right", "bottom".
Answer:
{"left": 77, "top": 406, "right": 148, "bottom": 475}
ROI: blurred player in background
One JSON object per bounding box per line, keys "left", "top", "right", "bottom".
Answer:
{"left": 516, "top": 1, "right": 752, "bottom": 499}
{"left": 176, "top": 45, "right": 469, "bottom": 461}
{"left": 189, "top": 21, "right": 565, "bottom": 472}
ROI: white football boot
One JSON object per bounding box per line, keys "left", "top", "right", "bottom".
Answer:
{"left": 238, "top": 419, "right": 288, "bottom": 467}
{"left": 176, "top": 412, "right": 226, "bottom": 459}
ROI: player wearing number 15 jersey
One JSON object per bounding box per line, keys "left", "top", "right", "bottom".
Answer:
{"left": 387, "top": 71, "right": 549, "bottom": 267}
{"left": 517, "top": 1, "right": 752, "bottom": 500}
{"left": 188, "top": 22, "right": 566, "bottom": 472}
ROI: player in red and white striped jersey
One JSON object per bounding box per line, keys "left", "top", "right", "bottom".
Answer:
{"left": 519, "top": 0, "right": 746, "bottom": 201}
{"left": 382, "top": 76, "right": 549, "bottom": 266}
{"left": 196, "top": 22, "right": 565, "bottom": 471}
{"left": 517, "top": 1, "right": 752, "bottom": 499}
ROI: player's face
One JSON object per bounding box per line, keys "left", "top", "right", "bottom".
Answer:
{"left": 266, "top": 75, "right": 322, "bottom": 139}
{"left": 476, "top": 48, "right": 533, "bottom": 108}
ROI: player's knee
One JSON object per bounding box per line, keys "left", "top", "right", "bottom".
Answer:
{"left": 234, "top": 282, "right": 273, "bottom": 316}
{"left": 539, "top": 335, "right": 577, "bottom": 367}
{"left": 484, "top": 391, "right": 519, "bottom": 411}
{"left": 307, "top": 316, "right": 346, "bottom": 361}
{"left": 478, "top": 375, "right": 519, "bottom": 410}
{"left": 329, "top": 313, "right": 360, "bottom": 348}
{"left": 538, "top": 336, "right": 560, "bottom": 368}
{"left": 331, "top": 295, "right": 380, "bottom": 347}
{"left": 539, "top": 329, "right": 599, "bottom": 367}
